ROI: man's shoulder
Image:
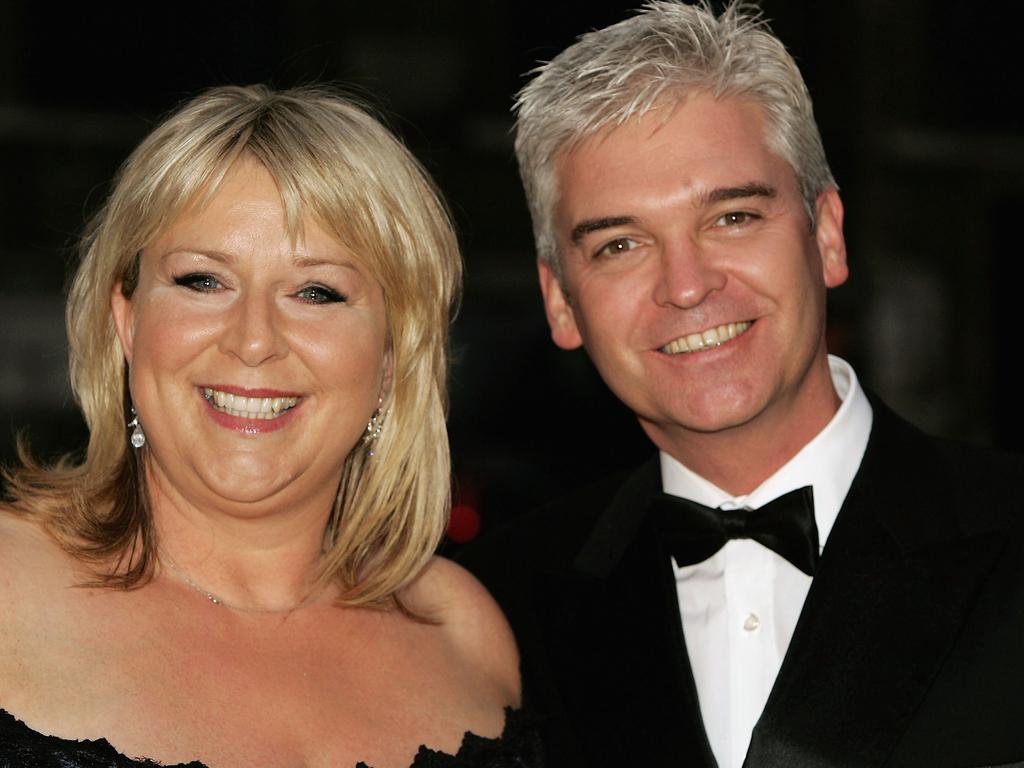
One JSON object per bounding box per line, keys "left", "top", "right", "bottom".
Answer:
{"left": 930, "top": 431, "right": 1024, "bottom": 474}
{"left": 867, "top": 395, "right": 1024, "bottom": 525}
{"left": 459, "top": 456, "right": 659, "bottom": 578}
{"left": 928, "top": 432, "right": 1024, "bottom": 515}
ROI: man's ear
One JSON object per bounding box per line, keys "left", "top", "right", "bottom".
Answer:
{"left": 815, "top": 188, "right": 849, "bottom": 289}
{"left": 110, "top": 282, "right": 135, "bottom": 365}
{"left": 538, "top": 259, "right": 583, "bottom": 350}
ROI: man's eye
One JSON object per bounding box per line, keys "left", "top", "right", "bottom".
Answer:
{"left": 174, "top": 273, "right": 222, "bottom": 292}
{"left": 715, "top": 211, "right": 760, "bottom": 227}
{"left": 296, "top": 284, "right": 346, "bottom": 304}
{"left": 595, "top": 238, "right": 638, "bottom": 257}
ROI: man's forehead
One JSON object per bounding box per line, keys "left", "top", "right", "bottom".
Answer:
{"left": 556, "top": 97, "right": 782, "bottom": 181}
{"left": 550, "top": 94, "right": 802, "bottom": 214}
{"left": 559, "top": 92, "right": 767, "bottom": 153}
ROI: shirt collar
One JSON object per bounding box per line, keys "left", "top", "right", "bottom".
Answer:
{"left": 659, "top": 355, "right": 873, "bottom": 551}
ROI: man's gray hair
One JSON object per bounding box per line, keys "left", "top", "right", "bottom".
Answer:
{"left": 514, "top": 1, "right": 836, "bottom": 279}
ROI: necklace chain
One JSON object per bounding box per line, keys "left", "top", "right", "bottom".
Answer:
{"left": 161, "top": 555, "right": 315, "bottom": 614}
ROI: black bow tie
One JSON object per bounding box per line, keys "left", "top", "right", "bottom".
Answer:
{"left": 652, "top": 486, "right": 819, "bottom": 575}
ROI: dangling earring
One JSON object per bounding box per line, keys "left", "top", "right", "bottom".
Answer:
{"left": 128, "top": 407, "right": 146, "bottom": 449}
{"left": 363, "top": 397, "right": 385, "bottom": 453}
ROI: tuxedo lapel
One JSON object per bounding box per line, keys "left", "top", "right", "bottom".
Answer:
{"left": 532, "top": 459, "right": 717, "bottom": 768}
{"left": 747, "top": 402, "right": 1009, "bottom": 767}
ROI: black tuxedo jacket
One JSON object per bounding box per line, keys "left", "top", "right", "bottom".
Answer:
{"left": 461, "top": 400, "right": 1024, "bottom": 767}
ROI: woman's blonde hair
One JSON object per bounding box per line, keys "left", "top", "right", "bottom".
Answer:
{"left": 4, "top": 84, "right": 462, "bottom": 607}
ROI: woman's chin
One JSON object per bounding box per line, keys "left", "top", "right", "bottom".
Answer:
{"left": 198, "top": 466, "right": 301, "bottom": 507}
{"left": 148, "top": 456, "right": 305, "bottom": 511}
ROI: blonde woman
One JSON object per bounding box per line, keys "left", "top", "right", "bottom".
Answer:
{"left": 0, "top": 85, "right": 537, "bottom": 768}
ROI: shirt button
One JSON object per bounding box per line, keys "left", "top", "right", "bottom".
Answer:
{"left": 743, "top": 613, "right": 761, "bottom": 632}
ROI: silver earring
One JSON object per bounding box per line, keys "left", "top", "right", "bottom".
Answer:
{"left": 363, "top": 397, "right": 385, "bottom": 450}
{"left": 128, "top": 407, "right": 146, "bottom": 449}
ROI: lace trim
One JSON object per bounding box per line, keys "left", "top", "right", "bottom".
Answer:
{"left": 0, "top": 707, "right": 205, "bottom": 767}
{"left": 0, "top": 706, "right": 540, "bottom": 768}
{"left": 359, "top": 707, "right": 541, "bottom": 768}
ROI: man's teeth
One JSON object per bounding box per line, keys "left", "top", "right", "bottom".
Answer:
{"left": 661, "top": 321, "right": 752, "bottom": 354}
{"left": 202, "top": 388, "right": 299, "bottom": 419}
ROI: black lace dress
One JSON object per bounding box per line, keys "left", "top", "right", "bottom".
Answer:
{"left": 0, "top": 707, "right": 542, "bottom": 768}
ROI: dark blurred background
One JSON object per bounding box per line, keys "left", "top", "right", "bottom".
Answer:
{"left": 1, "top": 0, "right": 1021, "bottom": 546}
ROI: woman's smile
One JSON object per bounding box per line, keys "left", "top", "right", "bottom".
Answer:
{"left": 199, "top": 386, "right": 304, "bottom": 435}
{"left": 201, "top": 387, "right": 301, "bottom": 420}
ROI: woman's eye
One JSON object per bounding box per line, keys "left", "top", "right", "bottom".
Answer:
{"left": 174, "top": 273, "right": 222, "bottom": 292}
{"left": 595, "top": 237, "right": 639, "bottom": 258}
{"left": 715, "top": 211, "right": 760, "bottom": 227}
{"left": 296, "top": 284, "right": 346, "bottom": 304}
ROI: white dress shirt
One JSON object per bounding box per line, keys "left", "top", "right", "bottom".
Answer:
{"left": 660, "top": 356, "right": 873, "bottom": 768}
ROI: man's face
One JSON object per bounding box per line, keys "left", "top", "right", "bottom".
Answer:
{"left": 540, "top": 94, "right": 848, "bottom": 467}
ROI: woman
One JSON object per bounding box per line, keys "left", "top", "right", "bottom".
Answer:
{"left": 0, "top": 85, "right": 536, "bottom": 767}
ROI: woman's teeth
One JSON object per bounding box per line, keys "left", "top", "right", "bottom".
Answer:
{"left": 202, "top": 388, "right": 299, "bottom": 419}
{"left": 661, "top": 321, "right": 752, "bottom": 354}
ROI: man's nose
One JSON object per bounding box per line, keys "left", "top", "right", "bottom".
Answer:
{"left": 652, "top": 238, "right": 727, "bottom": 308}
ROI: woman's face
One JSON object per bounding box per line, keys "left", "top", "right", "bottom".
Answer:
{"left": 112, "top": 158, "right": 391, "bottom": 519}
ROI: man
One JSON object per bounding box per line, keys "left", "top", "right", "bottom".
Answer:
{"left": 460, "top": 3, "right": 1024, "bottom": 767}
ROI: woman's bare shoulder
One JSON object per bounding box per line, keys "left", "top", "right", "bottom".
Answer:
{"left": 0, "top": 508, "right": 74, "bottom": 600}
{"left": 403, "top": 556, "right": 521, "bottom": 703}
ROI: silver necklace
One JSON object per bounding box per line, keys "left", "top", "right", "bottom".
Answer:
{"left": 161, "top": 556, "right": 315, "bottom": 614}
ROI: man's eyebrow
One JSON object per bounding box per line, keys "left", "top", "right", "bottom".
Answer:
{"left": 700, "top": 183, "right": 777, "bottom": 206}
{"left": 570, "top": 216, "right": 636, "bottom": 245}
{"left": 567, "top": 184, "right": 777, "bottom": 244}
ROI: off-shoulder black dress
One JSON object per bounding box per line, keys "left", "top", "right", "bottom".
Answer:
{"left": 0, "top": 707, "right": 542, "bottom": 768}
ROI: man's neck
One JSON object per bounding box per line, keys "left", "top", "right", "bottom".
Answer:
{"left": 644, "top": 383, "right": 842, "bottom": 497}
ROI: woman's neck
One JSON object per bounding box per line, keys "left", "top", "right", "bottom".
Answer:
{"left": 145, "top": 462, "right": 335, "bottom": 614}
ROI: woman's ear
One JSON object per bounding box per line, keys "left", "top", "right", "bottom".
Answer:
{"left": 110, "top": 282, "right": 135, "bottom": 364}
{"left": 380, "top": 346, "right": 394, "bottom": 405}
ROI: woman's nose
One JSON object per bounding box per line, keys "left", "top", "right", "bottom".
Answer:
{"left": 218, "top": 292, "right": 289, "bottom": 366}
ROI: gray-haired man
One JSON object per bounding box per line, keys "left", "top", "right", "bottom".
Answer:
{"left": 462, "top": 3, "right": 1024, "bottom": 767}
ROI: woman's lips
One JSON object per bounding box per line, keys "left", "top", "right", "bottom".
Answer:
{"left": 202, "top": 387, "right": 300, "bottom": 420}
{"left": 199, "top": 386, "right": 304, "bottom": 434}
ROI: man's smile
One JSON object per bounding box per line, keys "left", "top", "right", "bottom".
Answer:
{"left": 659, "top": 320, "right": 752, "bottom": 355}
